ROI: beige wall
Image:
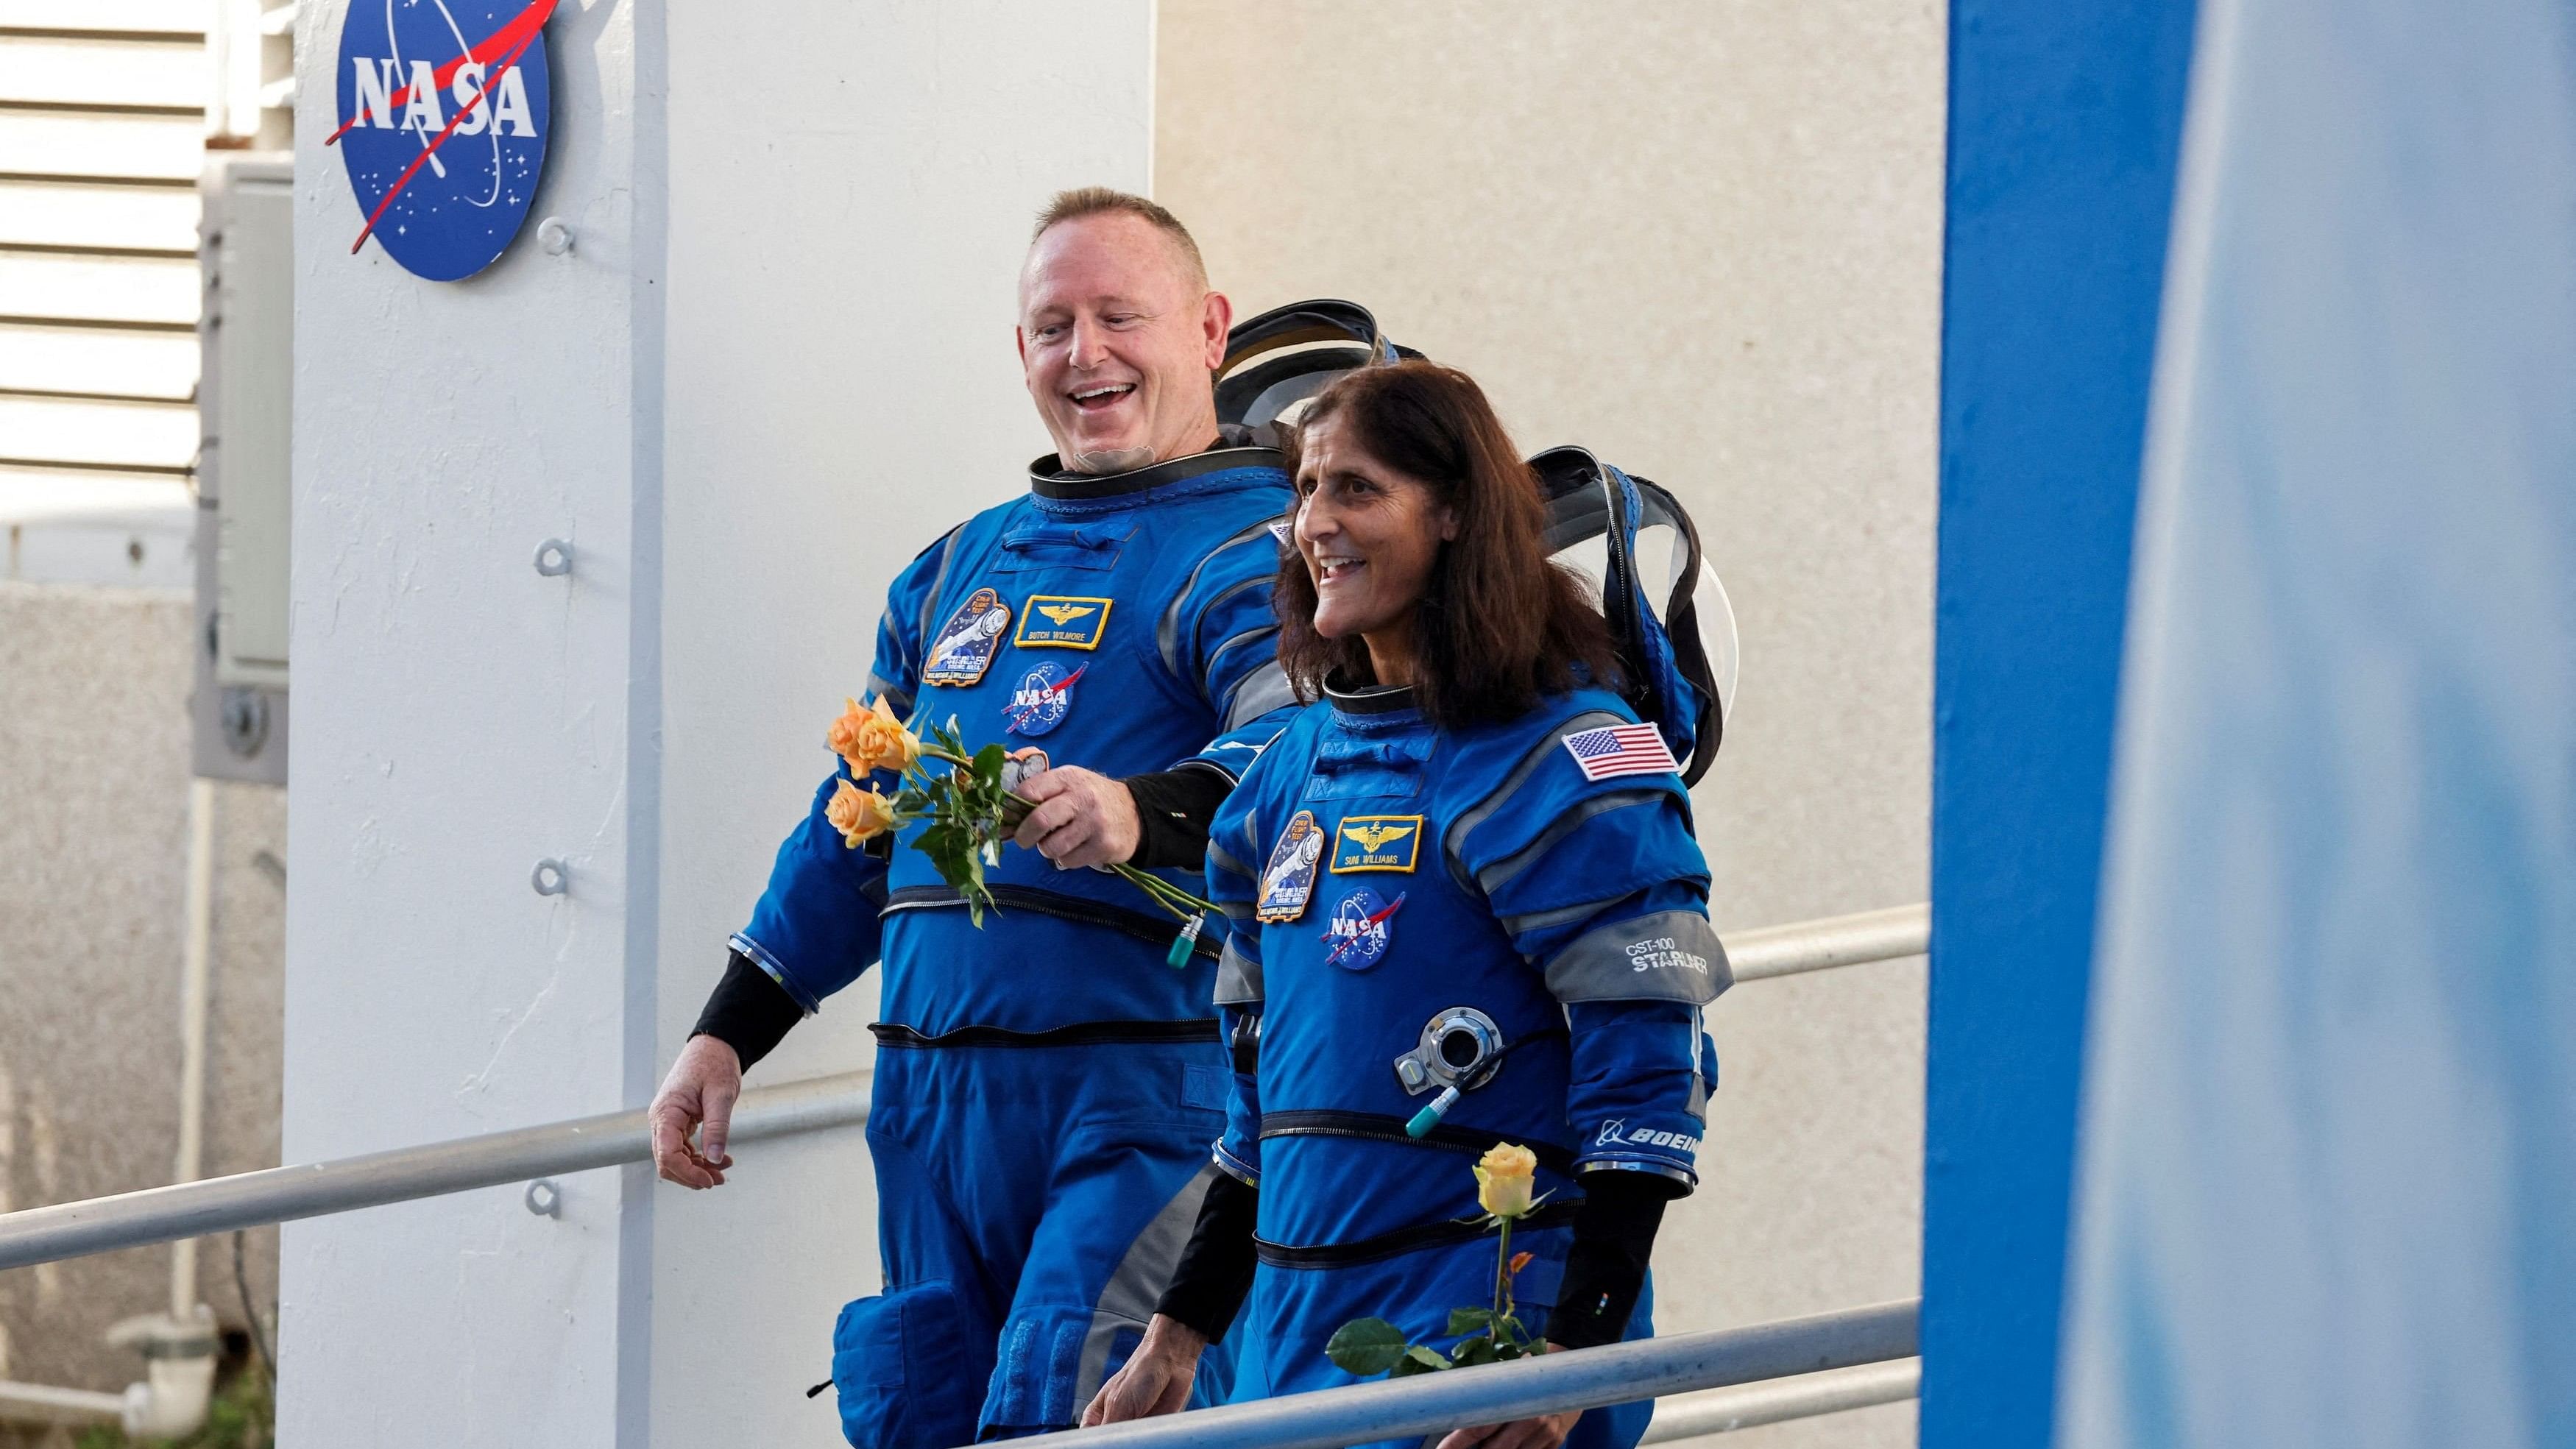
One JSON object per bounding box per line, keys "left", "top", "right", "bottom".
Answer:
{"left": 1158, "top": 4, "right": 1942, "bottom": 1444}
{"left": 0, "top": 583, "right": 285, "bottom": 1396}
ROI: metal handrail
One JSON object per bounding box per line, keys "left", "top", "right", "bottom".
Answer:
{"left": 0, "top": 1070, "right": 874, "bottom": 1272}
{"left": 1724, "top": 903, "right": 1927, "bottom": 982}
{"left": 1640, "top": 1358, "right": 1919, "bottom": 1442}
{"left": 1006, "top": 1300, "right": 1918, "bottom": 1449}
{"left": 0, "top": 904, "right": 1926, "bottom": 1272}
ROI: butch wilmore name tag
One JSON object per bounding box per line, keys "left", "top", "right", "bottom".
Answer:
{"left": 1013, "top": 595, "right": 1113, "bottom": 650}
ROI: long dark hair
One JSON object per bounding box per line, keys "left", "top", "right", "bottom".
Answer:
{"left": 1275, "top": 361, "right": 1618, "bottom": 727}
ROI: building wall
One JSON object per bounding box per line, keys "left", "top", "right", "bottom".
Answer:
{"left": 0, "top": 582, "right": 285, "bottom": 1395}
{"left": 1155, "top": 4, "right": 1944, "bottom": 1445}
{"left": 648, "top": 6, "right": 1153, "bottom": 1446}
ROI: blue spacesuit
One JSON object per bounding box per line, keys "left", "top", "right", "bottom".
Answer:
{"left": 1202, "top": 680, "right": 1728, "bottom": 1449}
{"left": 735, "top": 445, "right": 1300, "bottom": 1446}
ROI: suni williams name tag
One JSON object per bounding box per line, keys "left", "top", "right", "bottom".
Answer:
{"left": 1331, "top": 815, "right": 1423, "bottom": 873}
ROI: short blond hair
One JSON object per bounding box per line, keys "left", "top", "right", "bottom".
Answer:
{"left": 1030, "top": 186, "right": 1208, "bottom": 290}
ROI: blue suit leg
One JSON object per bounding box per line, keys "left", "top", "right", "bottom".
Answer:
{"left": 829, "top": 1118, "right": 1017, "bottom": 1449}
{"left": 970, "top": 1045, "right": 1236, "bottom": 1436}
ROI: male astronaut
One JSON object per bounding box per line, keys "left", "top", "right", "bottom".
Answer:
{"left": 646, "top": 189, "right": 1296, "bottom": 1446}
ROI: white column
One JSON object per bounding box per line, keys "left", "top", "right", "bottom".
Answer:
{"left": 284, "top": 0, "right": 664, "bottom": 1442}
{"left": 651, "top": 7, "right": 1150, "bottom": 1446}
{"left": 285, "top": 1, "right": 1152, "bottom": 1443}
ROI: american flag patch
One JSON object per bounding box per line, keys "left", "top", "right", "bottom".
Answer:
{"left": 1562, "top": 723, "right": 1680, "bottom": 781}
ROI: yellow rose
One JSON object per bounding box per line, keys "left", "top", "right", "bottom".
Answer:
{"left": 827, "top": 695, "right": 921, "bottom": 776}
{"left": 826, "top": 779, "right": 896, "bottom": 848}
{"left": 1473, "top": 1142, "right": 1539, "bottom": 1220}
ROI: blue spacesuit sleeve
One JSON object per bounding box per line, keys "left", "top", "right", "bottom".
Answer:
{"left": 1452, "top": 708, "right": 1730, "bottom": 1183}
{"left": 1159, "top": 514, "right": 1302, "bottom": 779}
{"left": 731, "top": 531, "right": 959, "bottom": 1014}
{"left": 1204, "top": 768, "right": 1267, "bottom": 1183}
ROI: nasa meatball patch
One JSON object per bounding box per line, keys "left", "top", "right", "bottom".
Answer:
{"left": 924, "top": 587, "right": 1011, "bottom": 686}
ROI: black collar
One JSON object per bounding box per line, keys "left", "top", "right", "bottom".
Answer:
{"left": 1324, "top": 676, "right": 1419, "bottom": 716}
{"left": 1027, "top": 438, "right": 1282, "bottom": 500}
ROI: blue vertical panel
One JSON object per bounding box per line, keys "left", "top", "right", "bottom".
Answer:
{"left": 1925, "top": 4, "right": 2198, "bottom": 1445}
{"left": 2059, "top": 0, "right": 2576, "bottom": 1443}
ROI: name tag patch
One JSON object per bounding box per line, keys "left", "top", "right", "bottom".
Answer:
{"left": 1013, "top": 595, "right": 1113, "bottom": 650}
{"left": 1257, "top": 810, "right": 1325, "bottom": 923}
{"left": 924, "top": 587, "right": 1011, "bottom": 686}
{"left": 1331, "top": 815, "right": 1423, "bottom": 874}
{"left": 1004, "top": 662, "right": 1083, "bottom": 737}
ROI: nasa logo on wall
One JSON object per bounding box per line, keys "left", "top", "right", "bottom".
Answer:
{"left": 331, "top": 0, "right": 556, "bottom": 281}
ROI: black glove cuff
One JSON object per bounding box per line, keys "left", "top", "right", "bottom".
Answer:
{"left": 1125, "top": 765, "right": 1234, "bottom": 870}
{"left": 1543, "top": 1170, "right": 1680, "bottom": 1351}
{"left": 1153, "top": 1172, "right": 1260, "bottom": 1342}
{"left": 688, "top": 950, "right": 804, "bottom": 1071}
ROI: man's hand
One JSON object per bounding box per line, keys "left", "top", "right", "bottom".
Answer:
{"left": 1011, "top": 765, "right": 1142, "bottom": 869}
{"left": 1081, "top": 1314, "right": 1205, "bottom": 1426}
{"left": 649, "top": 1034, "right": 743, "bottom": 1189}
{"left": 1432, "top": 1345, "right": 1580, "bottom": 1449}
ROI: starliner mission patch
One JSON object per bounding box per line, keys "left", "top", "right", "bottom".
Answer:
{"left": 1258, "top": 810, "right": 1325, "bottom": 923}
{"left": 924, "top": 587, "right": 1011, "bottom": 686}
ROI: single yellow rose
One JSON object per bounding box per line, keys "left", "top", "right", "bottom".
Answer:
{"left": 826, "top": 779, "right": 896, "bottom": 848}
{"left": 1473, "top": 1142, "right": 1539, "bottom": 1219}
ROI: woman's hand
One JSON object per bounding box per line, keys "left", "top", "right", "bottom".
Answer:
{"left": 1080, "top": 1314, "right": 1206, "bottom": 1426}
{"left": 1432, "top": 1344, "right": 1580, "bottom": 1449}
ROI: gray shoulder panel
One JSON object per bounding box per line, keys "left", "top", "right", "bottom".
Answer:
{"left": 1214, "top": 936, "right": 1264, "bottom": 1005}
{"left": 1443, "top": 709, "right": 1627, "bottom": 893}
{"left": 1223, "top": 659, "right": 1300, "bottom": 730}
{"left": 1158, "top": 516, "right": 1287, "bottom": 679}
{"left": 1543, "top": 909, "right": 1730, "bottom": 1005}
{"left": 911, "top": 522, "right": 969, "bottom": 658}
{"left": 1475, "top": 789, "right": 1669, "bottom": 896}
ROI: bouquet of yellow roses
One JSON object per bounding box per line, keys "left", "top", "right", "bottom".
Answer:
{"left": 820, "top": 695, "right": 1217, "bottom": 957}
{"left": 1325, "top": 1144, "right": 1551, "bottom": 1376}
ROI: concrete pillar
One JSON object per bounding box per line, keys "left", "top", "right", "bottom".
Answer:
{"left": 283, "top": 3, "right": 1149, "bottom": 1442}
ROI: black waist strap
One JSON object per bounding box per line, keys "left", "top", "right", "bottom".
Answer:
{"left": 871, "top": 1019, "right": 1221, "bottom": 1050}
{"left": 882, "top": 883, "right": 1222, "bottom": 961}
{"left": 1257, "top": 1109, "right": 1579, "bottom": 1177}
{"left": 1254, "top": 1199, "right": 1583, "bottom": 1270}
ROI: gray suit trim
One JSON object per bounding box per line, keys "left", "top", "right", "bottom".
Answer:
{"left": 1158, "top": 517, "right": 1286, "bottom": 679}
{"left": 1214, "top": 938, "right": 1264, "bottom": 1005}
{"left": 1498, "top": 894, "right": 1638, "bottom": 938}
{"left": 1473, "top": 789, "right": 1669, "bottom": 896}
{"left": 1542, "top": 910, "right": 1731, "bottom": 1005}
{"left": 1442, "top": 709, "right": 1627, "bottom": 893}
{"left": 1075, "top": 1162, "right": 1222, "bottom": 1416}
{"left": 1221, "top": 659, "right": 1299, "bottom": 731}
{"left": 911, "top": 524, "right": 967, "bottom": 665}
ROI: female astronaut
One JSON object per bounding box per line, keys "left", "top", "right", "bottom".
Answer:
{"left": 1083, "top": 361, "right": 1728, "bottom": 1449}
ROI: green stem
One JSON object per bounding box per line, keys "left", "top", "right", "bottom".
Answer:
{"left": 1496, "top": 1216, "right": 1514, "bottom": 1324}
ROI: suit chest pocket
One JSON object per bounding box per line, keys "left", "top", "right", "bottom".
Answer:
{"left": 1301, "top": 737, "right": 1429, "bottom": 802}
{"left": 990, "top": 520, "right": 1134, "bottom": 573}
